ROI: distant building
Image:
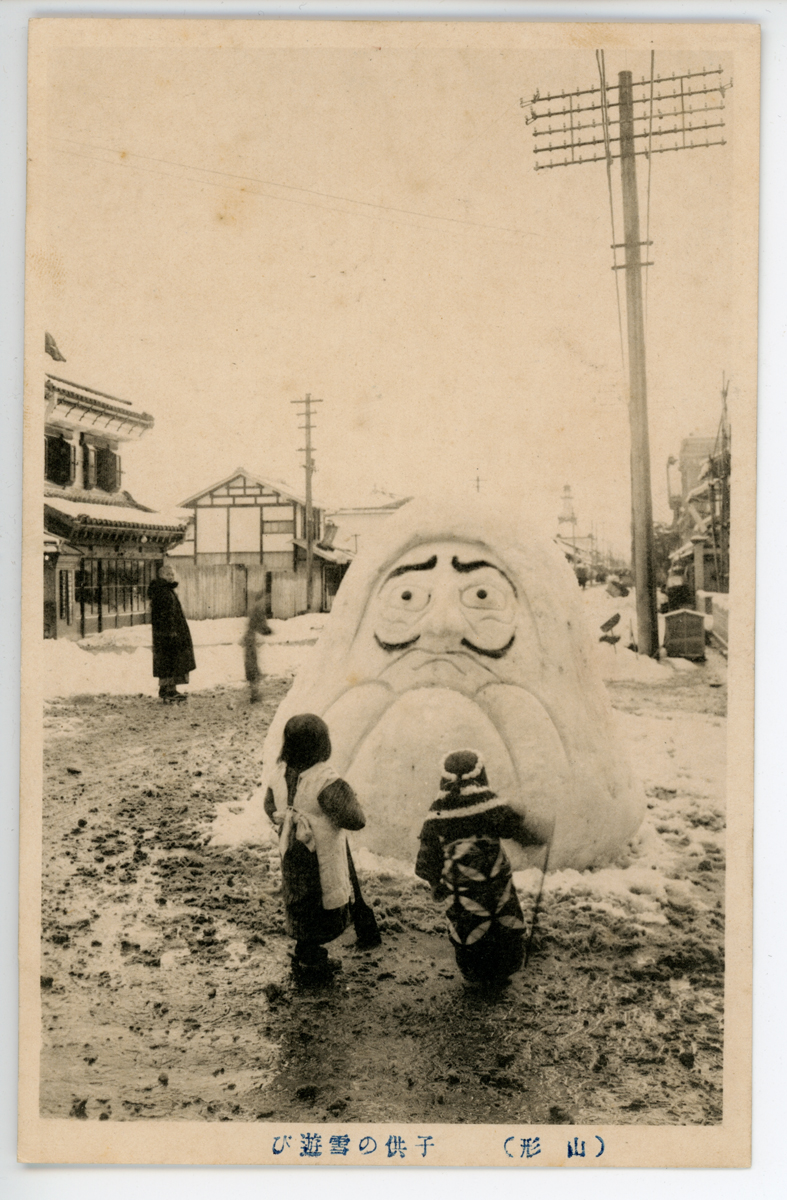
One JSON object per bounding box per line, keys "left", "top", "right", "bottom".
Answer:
{"left": 174, "top": 468, "right": 351, "bottom": 619}
{"left": 43, "top": 373, "right": 187, "bottom": 640}
{"left": 326, "top": 488, "right": 411, "bottom": 556}
{"left": 677, "top": 434, "right": 718, "bottom": 500}
{"left": 667, "top": 427, "right": 731, "bottom": 606}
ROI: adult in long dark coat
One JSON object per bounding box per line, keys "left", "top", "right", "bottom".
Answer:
{"left": 147, "top": 562, "right": 196, "bottom": 702}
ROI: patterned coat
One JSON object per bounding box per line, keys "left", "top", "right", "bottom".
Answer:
{"left": 416, "top": 750, "right": 544, "bottom": 981}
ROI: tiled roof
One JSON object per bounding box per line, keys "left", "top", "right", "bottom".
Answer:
{"left": 45, "top": 497, "right": 187, "bottom": 532}
{"left": 43, "top": 485, "right": 153, "bottom": 512}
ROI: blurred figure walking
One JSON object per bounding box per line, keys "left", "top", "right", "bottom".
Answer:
{"left": 243, "top": 592, "right": 273, "bottom": 703}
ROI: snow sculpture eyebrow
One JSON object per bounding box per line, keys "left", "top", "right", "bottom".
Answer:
{"left": 383, "top": 554, "right": 438, "bottom": 584}
{"left": 451, "top": 556, "right": 517, "bottom": 597}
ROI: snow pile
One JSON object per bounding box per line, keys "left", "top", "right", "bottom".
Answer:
{"left": 77, "top": 613, "right": 326, "bottom": 651}
{"left": 579, "top": 585, "right": 692, "bottom": 683}
{"left": 256, "top": 705, "right": 723, "bottom": 934}
{"left": 210, "top": 696, "right": 725, "bottom": 935}
{"left": 45, "top": 614, "right": 327, "bottom": 698}
{"left": 596, "top": 641, "right": 674, "bottom": 683}
{"left": 510, "top": 707, "right": 725, "bottom": 924}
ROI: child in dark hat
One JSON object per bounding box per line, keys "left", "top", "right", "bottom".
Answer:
{"left": 264, "top": 713, "right": 379, "bottom": 980}
{"left": 416, "top": 749, "right": 545, "bottom": 985}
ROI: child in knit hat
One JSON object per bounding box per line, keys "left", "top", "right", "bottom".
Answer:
{"left": 415, "top": 749, "right": 545, "bottom": 985}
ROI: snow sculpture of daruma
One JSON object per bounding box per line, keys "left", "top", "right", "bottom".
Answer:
{"left": 260, "top": 497, "right": 644, "bottom": 871}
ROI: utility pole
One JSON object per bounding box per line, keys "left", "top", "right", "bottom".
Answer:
{"left": 525, "top": 57, "right": 729, "bottom": 655}
{"left": 714, "top": 372, "right": 731, "bottom": 593}
{"left": 618, "top": 70, "right": 657, "bottom": 656}
{"left": 291, "top": 393, "right": 323, "bottom": 612}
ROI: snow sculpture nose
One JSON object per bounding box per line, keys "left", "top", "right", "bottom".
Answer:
{"left": 418, "top": 587, "right": 467, "bottom": 649}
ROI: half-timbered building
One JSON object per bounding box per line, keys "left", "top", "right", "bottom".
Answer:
{"left": 173, "top": 468, "right": 350, "bottom": 619}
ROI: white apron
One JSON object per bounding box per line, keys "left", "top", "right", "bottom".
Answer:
{"left": 270, "top": 761, "right": 352, "bottom": 912}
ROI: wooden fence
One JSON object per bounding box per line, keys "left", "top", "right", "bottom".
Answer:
{"left": 172, "top": 562, "right": 324, "bottom": 621}
{"left": 173, "top": 563, "right": 249, "bottom": 621}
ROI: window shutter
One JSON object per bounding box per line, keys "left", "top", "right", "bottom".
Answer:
{"left": 45, "top": 436, "right": 72, "bottom": 487}
{"left": 96, "top": 448, "right": 119, "bottom": 493}
{"left": 69, "top": 443, "right": 77, "bottom": 485}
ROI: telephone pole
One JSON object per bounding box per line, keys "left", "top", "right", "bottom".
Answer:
{"left": 291, "top": 393, "right": 323, "bottom": 612}
{"left": 618, "top": 69, "right": 657, "bottom": 655}
{"left": 525, "top": 57, "right": 729, "bottom": 656}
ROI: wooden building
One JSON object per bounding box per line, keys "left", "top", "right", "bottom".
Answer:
{"left": 172, "top": 468, "right": 351, "bottom": 620}
{"left": 43, "top": 373, "right": 187, "bottom": 640}
{"left": 326, "top": 489, "right": 411, "bottom": 557}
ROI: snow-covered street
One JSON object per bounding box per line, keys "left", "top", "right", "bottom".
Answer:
{"left": 40, "top": 595, "right": 727, "bottom": 1125}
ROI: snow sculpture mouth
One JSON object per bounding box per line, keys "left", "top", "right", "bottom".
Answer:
{"left": 378, "top": 646, "right": 510, "bottom": 690}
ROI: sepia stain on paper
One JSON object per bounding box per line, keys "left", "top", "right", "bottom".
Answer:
{"left": 19, "top": 16, "right": 758, "bottom": 1169}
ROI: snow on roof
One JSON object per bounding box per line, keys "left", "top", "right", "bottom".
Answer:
{"left": 44, "top": 497, "right": 187, "bottom": 531}
{"left": 45, "top": 374, "right": 154, "bottom": 426}
{"left": 179, "top": 466, "right": 324, "bottom": 510}
{"left": 686, "top": 480, "right": 712, "bottom": 502}
{"left": 44, "top": 484, "right": 152, "bottom": 511}
{"left": 325, "top": 486, "right": 412, "bottom": 513}
{"left": 292, "top": 537, "right": 352, "bottom": 564}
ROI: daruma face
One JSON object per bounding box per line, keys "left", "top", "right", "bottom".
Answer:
{"left": 261, "top": 503, "right": 644, "bottom": 871}
{"left": 351, "top": 541, "right": 531, "bottom": 696}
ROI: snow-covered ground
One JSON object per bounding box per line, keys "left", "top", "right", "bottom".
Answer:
{"left": 44, "top": 613, "right": 328, "bottom": 698}
{"left": 216, "top": 702, "right": 725, "bottom": 941}
{"left": 40, "top": 591, "right": 727, "bottom": 1126}
{"left": 44, "top": 586, "right": 699, "bottom": 698}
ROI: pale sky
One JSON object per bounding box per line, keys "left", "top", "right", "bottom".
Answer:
{"left": 41, "top": 34, "right": 743, "bottom": 556}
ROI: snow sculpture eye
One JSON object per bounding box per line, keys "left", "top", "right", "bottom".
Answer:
{"left": 382, "top": 582, "right": 431, "bottom": 612}
{"left": 461, "top": 582, "right": 508, "bottom": 611}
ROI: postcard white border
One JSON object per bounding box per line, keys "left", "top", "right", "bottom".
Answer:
{"left": 3, "top": 0, "right": 786, "bottom": 1196}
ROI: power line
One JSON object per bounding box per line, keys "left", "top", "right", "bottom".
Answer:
{"left": 596, "top": 49, "right": 627, "bottom": 378}
{"left": 50, "top": 136, "right": 536, "bottom": 240}
{"left": 527, "top": 56, "right": 730, "bottom": 659}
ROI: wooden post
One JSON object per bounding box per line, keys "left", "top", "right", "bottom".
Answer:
{"left": 692, "top": 534, "right": 706, "bottom": 602}
{"left": 619, "top": 70, "right": 659, "bottom": 657}
{"left": 303, "top": 394, "right": 314, "bottom": 612}
{"left": 292, "top": 393, "right": 322, "bottom": 613}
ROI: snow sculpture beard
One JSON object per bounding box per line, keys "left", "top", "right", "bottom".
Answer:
{"left": 260, "top": 497, "right": 645, "bottom": 871}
